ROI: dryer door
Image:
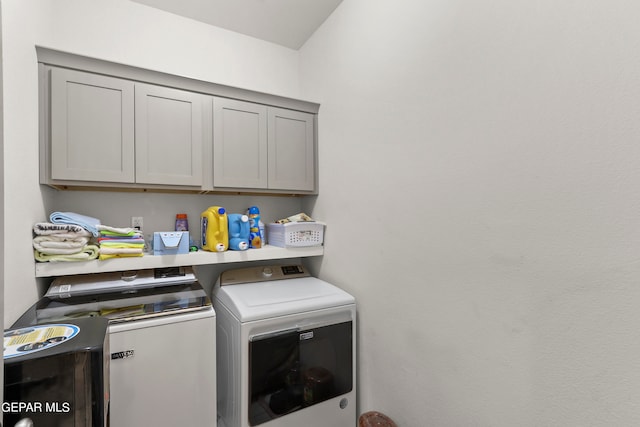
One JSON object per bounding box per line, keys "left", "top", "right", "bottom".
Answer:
{"left": 248, "top": 321, "right": 353, "bottom": 426}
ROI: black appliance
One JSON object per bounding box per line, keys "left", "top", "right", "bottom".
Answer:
{"left": 3, "top": 316, "right": 109, "bottom": 426}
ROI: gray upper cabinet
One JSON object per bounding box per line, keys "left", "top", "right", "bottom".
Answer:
{"left": 39, "top": 49, "right": 319, "bottom": 194}
{"left": 50, "top": 68, "right": 135, "bottom": 183}
{"left": 213, "top": 98, "right": 316, "bottom": 192}
{"left": 213, "top": 98, "right": 268, "bottom": 188}
{"left": 135, "top": 84, "right": 205, "bottom": 186}
{"left": 45, "top": 67, "right": 206, "bottom": 189}
{"left": 268, "top": 107, "right": 315, "bottom": 192}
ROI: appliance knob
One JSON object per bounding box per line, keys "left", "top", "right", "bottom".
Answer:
{"left": 339, "top": 398, "right": 348, "bottom": 409}
{"left": 262, "top": 267, "right": 273, "bottom": 278}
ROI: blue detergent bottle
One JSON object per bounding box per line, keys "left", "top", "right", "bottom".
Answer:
{"left": 228, "top": 214, "right": 250, "bottom": 251}
{"left": 247, "top": 206, "right": 262, "bottom": 248}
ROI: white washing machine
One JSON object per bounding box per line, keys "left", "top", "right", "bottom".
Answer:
{"left": 30, "top": 267, "right": 217, "bottom": 427}
{"left": 213, "top": 264, "right": 356, "bottom": 427}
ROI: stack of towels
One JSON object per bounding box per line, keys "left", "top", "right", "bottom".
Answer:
{"left": 97, "top": 225, "right": 145, "bottom": 260}
{"left": 33, "top": 212, "right": 102, "bottom": 262}
{"left": 33, "top": 211, "right": 146, "bottom": 262}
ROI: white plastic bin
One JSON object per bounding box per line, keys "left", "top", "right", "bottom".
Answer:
{"left": 266, "top": 221, "right": 325, "bottom": 248}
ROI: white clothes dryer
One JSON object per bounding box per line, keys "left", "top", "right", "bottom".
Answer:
{"left": 213, "top": 265, "right": 356, "bottom": 427}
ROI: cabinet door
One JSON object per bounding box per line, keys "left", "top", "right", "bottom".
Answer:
{"left": 213, "top": 98, "right": 268, "bottom": 189}
{"left": 50, "top": 68, "right": 135, "bottom": 183}
{"left": 268, "top": 108, "right": 315, "bottom": 191}
{"left": 135, "top": 84, "right": 205, "bottom": 186}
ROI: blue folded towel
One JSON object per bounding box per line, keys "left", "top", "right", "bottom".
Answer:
{"left": 49, "top": 212, "right": 101, "bottom": 237}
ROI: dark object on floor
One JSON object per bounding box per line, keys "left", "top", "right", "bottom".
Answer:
{"left": 358, "top": 411, "right": 398, "bottom": 427}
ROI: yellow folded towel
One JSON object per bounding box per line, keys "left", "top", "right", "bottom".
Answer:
{"left": 34, "top": 245, "right": 99, "bottom": 262}
{"left": 98, "top": 252, "right": 144, "bottom": 261}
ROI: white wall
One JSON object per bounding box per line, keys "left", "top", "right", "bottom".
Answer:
{"left": 0, "top": 1, "right": 4, "bottom": 408}
{"left": 7, "top": 0, "right": 640, "bottom": 425}
{"left": 301, "top": 0, "right": 640, "bottom": 425}
{"left": 1, "top": 0, "right": 303, "bottom": 324}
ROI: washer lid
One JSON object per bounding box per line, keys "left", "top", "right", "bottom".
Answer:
{"left": 35, "top": 282, "right": 211, "bottom": 324}
{"left": 45, "top": 267, "right": 197, "bottom": 298}
{"left": 214, "top": 276, "right": 355, "bottom": 322}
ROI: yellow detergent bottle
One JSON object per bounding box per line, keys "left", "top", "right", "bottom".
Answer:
{"left": 201, "top": 206, "right": 228, "bottom": 252}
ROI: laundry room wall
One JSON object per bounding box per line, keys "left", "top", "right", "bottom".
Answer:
{"left": 300, "top": 0, "right": 640, "bottom": 426}
{"left": 1, "top": 0, "right": 305, "bottom": 325}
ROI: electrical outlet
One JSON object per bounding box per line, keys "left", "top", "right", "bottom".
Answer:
{"left": 131, "top": 216, "right": 143, "bottom": 231}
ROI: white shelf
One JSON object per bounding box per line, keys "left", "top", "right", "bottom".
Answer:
{"left": 35, "top": 245, "right": 324, "bottom": 277}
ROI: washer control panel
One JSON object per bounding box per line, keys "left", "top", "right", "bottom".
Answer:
{"left": 219, "top": 265, "right": 309, "bottom": 286}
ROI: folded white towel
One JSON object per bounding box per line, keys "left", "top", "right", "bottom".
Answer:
{"left": 33, "top": 222, "right": 91, "bottom": 238}
{"left": 33, "top": 236, "right": 89, "bottom": 247}
{"left": 33, "top": 240, "right": 89, "bottom": 255}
